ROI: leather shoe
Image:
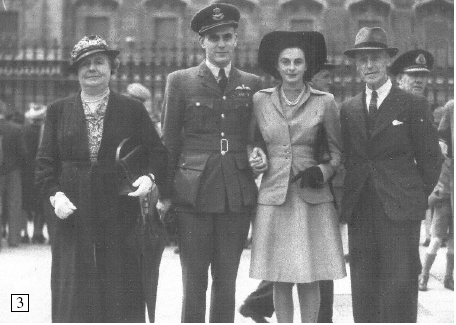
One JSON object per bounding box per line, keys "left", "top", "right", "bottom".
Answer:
{"left": 239, "top": 304, "right": 269, "bottom": 323}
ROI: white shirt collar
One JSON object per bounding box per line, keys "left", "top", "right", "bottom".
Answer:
{"left": 365, "top": 78, "right": 392, "bottom": 111}
{"left": 205, "top": 60, "right": 232, "bottom": 81}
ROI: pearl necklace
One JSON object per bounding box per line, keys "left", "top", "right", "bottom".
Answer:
{"left": 281, "top": 86, "right": 306, "bottom": 106}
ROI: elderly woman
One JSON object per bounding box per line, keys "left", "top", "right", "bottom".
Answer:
{"left": 248, "top": 31, "right": 346, "bottom": 322}
{"left": 35, "top": 35, "right": 168, "bottom": 322}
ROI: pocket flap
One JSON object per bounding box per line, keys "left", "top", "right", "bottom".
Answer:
{"left": 178, "top": 152, "right": 211, "bottom": 171}
{"left": 190, "top": 97, "right": 214, "bottom": 109}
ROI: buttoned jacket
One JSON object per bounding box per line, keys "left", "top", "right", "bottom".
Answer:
{"left": 252, "top": 85, "right": 341, "bottom": 205}
{"left": 162, "top": 61, "right": 262, "bottom": 212}
{"left": 340, "top": 86, "right": 442, "bottom": 222}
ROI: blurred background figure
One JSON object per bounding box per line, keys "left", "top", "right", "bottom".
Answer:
{"left": 126, "top": 83, "right": 161, "bottom": 136}
{"left": 22, "top": 103, "right": 49, "bottom": 244}
{"left": 0, "top": 99, "right": 27, "bottom": 248}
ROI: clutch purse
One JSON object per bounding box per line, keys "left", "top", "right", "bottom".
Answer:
{"left": 115, "top": 138, "right": 147, "bottom": 195}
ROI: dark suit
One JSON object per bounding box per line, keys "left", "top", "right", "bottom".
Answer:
{"left": 162, "top": 61, "right": 261, "bottom": 322}
{"left": 0, "top": 118, "right": 26, "bottom": 246}
{"left": 36, "top": 91, "right": 168, "bottom": 322}
{"left": 340, "top": 85, "right": 442, "bottom": 322}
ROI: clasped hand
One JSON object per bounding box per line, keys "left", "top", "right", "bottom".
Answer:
{"left": 128, "top": 175, "right": 153, "bottom": 197}
{"left": 291, "top": 166, "right": 324, "bottom": 189}
{"left": 51, "top": 192, "right": 76, "bottom": 219}
{"left": 249, "top": 147, "right": 268, "bottom": 174}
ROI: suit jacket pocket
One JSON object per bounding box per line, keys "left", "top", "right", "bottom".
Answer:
{"left": 173, "top": 152, "right": 211, "bottom": 206}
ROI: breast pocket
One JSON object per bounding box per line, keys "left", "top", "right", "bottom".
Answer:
{"left": 186, "top": 97, "right": 214, "bottom": 131}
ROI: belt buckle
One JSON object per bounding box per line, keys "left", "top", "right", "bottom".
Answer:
{"left": 220, "top": 138, "right": 229, "bottom": 155}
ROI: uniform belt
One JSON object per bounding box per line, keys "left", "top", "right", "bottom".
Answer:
{"left": 183, "top": 137, "right": 246, "bottom": 155}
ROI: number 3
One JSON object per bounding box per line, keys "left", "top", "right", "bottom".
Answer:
{"left": 17, "top": 297, "right": 23, "bottom": 308}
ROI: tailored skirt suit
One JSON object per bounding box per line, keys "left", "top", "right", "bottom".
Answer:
{"left": 250, "top": 84, "right": 346, "bottom": 283}
{"left": 35, "top": 91, "right": 168, "bottom": 322}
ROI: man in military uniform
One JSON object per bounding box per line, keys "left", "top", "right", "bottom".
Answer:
{"left": 158, "top": 3, "right": 262, "bottom": 322}
{"left": 390, "top": 49, "right": 434, "bottom": 97}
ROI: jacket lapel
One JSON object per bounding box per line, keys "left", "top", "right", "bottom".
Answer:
{"left": 371, "top": 87, "right": 402, "bottom": 139}
{"left": 349, "top": 92, "right": 368, "bottom": 140}
{"left": 197, "top": 62, "right": 221, "bottom": 94}
{"left": 97, "top": 90, "right": 117, "bottom": 156}
{"left": 69, "top": 93, "right": 91, "bottom": 160}
{"left": 270, "top": 85, "right": 286, "bottom": 119}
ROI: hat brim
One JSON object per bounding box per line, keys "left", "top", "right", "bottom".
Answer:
{"left": 343, "top": 47, "right": 399, "bottom": 58}
{"left": 258, "top": 31, "right": 327, "bottom": 81}
{"left": 199, "top": 21, "right": 238, "bottom": 35}
{"left": 68, "top": 48, "right": 120, "bottom": 74}
{"left": 402, "top": 67, "right": 431, "bottom": 74}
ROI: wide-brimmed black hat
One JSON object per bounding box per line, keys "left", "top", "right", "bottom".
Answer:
{"left": 390, "top": 49, "right": 434, "bottom": 76}
{"left": 258, "top": 31, "right": 327, "bottom": 81}
{"left": 344, "top": 27, "right": 398, "bottom": 58}
{"left": 191, "top": 3, "right": 240, "bottom": 35}
{"left": 68, "top": 35, "right": 120, "bottom": 74}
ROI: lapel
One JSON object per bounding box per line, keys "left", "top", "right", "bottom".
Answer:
{"left": 269, "top": 85, "right": 286, "bottom": 119}
{"left": 349, "top": 92, "right": 368, "bottom": 140}
{"left": 371, "top": 87, "right": 402, "bottom": 139}
{"left": 224, "top": 67, "right": 241, "bottom": 94}
{"left": 68, "top": 93, "right": 91, "bottom": 159}
{"left": 197, "top": 62, "right": 221, "bottom": 94}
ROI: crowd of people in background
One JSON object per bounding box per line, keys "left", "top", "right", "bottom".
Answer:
{"left": 0, "top": 1, "right": 453, "bottom": 323}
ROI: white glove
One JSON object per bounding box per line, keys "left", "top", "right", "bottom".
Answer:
{"left": 50, "top": 192, "right": 76, "bottom": 219}
{"left": 128, "top": 175, "right": 153, "bottom": 197}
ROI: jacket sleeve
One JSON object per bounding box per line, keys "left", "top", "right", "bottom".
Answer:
{"left": 35, "top": 102, "right": 62, "bottom": 198}
{"left": 137, "top": 100, "right": 170, "bottom": 198}
{"left": 409, "top": 96, "right": 443, "bottom": 197}
{"left": 319, "top": 97, "right": 342, "bottom": 182}
{"left": 161, "top": 71, "right": 185, "bottom": 200}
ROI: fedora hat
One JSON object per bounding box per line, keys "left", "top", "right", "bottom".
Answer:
{"left": 390, "top": 49, "right": 434, "bottom": 76}
{"left": 258, "top": 31, "right": 327, "bottom": 81}
{"left": 191, "top": 3, "right": 240, "bottom": 35}
{"left": 344, "top": 27, "right": 398, "bottom": 58}
{"left": 68, "top": 35, "right": 120, "bottom": 74}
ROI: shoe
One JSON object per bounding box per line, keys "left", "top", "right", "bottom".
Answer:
{"left": 419, "top": 274, "right": 429, "bottom": 291}
{"left": 444, "top": 276, "right": 454, "bottom": 291}
{"left": 422, "top": 238, "right": 431, "bottom": 247}
{"left": 32, "top": 234, "right": 46, "bottom": 244}
{"left": 239, "top": 304, "right": 269, "bottom": 323}
{"left": 21, "top": 235, "right": 30, "bottom": 244}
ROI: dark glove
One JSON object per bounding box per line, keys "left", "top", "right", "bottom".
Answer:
{"left": 290, "top": 166, "right": 324, "bottom": 189}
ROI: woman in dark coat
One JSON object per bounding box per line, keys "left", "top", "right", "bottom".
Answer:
{"left": 35, "top": 35, "right": 169, "bottom": 322}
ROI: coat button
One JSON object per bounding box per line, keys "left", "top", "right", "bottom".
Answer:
{"left": 221, "top": 113, "right": 225, "bottom": 118}
{"left": 221, "top": 132, "right": 225, "bottom": 136}
{"left": 222, "top": 96, "right": 227, "bottom": 100}
{"left": 196, "top": 102, "right": 200, "bottom": 106}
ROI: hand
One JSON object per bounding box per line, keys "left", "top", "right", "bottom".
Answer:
{"left": 290, "top": 166, "right": 324, "bottom": 189}
{"left": 51, "top": 192, "right": 76, "bottom": 219}
{"left": 128, "top": 175, "right": 153, "bottom": 197}
{"left": 249, "top": 147, "right": 268, "bottom": 174}
{"left": 156, "top": 199, "right": 172, "bottom": 222}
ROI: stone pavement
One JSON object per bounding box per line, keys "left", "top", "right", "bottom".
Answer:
{"left": 0, "top": 239, "right": 453, "bottom": 323}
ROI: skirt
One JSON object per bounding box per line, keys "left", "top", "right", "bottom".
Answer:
{"left": 250, "top": 183, "right": 346, "bottom": 283}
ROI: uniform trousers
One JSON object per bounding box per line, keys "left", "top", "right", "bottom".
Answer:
{"left": 348, "top": 179, "right": 421, "bottom": 323}
{"left": 177, "top": 210, "right": 251, "bottom": 323}
{"left": 0, "top": 170, "right": 24, "bottom": 246}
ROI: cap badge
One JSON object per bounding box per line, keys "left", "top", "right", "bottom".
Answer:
{"left": 416, "top": 53, "right": 426, "bottom": 65}
{"left": 212, "top": 7, "right": 224, "bottom": 21}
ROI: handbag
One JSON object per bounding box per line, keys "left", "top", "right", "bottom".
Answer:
{"left": 115, "top": 138, "right": 147, "bottom": 195}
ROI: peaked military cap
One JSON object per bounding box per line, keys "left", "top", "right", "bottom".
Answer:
{"left": 390, "top": 49, "right": 434, "bottom": 76}
{"left": 344, "top": 27, "right": 398, "bottom": 58}
{"left": 191, "top": 3, "right": 240, "bottom": 35}
{"left": 258, "top": 31, "right": 327, "bottom": 81}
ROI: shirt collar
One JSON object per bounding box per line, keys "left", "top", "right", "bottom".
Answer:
{"left": 365, "top": 78, "right": 392, "bottom": 98}
{"left": 205, "top": 60, "right": 232, "bottom": 80}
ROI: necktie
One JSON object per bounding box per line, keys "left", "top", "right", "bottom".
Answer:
{"left": 218, "top": 68, "right": 228, "bottom": 93}
{"left": 368, "top": 90, "right": 378, "bottom": 130}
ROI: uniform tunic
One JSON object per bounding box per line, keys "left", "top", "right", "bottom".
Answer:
{"left": 250, "top": 85, "right": 346, "bottom": 283}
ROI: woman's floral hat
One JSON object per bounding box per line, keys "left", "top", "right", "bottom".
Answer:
{"left": 68, "top": 35, "right": 119, "bottom": 73}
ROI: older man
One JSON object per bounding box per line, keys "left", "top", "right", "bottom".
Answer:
{"left": 159, "top": 3, "right": 262, "bottom": 322}
{"left": 340, "top": 27, "right": 442, "bottom": 322}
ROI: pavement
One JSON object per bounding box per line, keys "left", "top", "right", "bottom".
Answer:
{"left": 0, "top": 232, "right": 453, "bottom": 323}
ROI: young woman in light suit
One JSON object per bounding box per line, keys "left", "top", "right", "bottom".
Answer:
{"left": 248, "top": 31, "right": 346, "bottom": 323}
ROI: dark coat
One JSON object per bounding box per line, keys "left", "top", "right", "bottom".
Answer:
{"left": 162, "top": 62, "right": 262, "bottom": 213}
{"left": 35, "top": 91, "right": 168, "bottom": 322}
{"left": 0, "top": 118, "right": 26, "bottom": 176}
{"left": 340, "top": 86, "right": 442, "bottom": 223}
{"left": 22, "top": 123, "right": 42, "bottom": 212}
